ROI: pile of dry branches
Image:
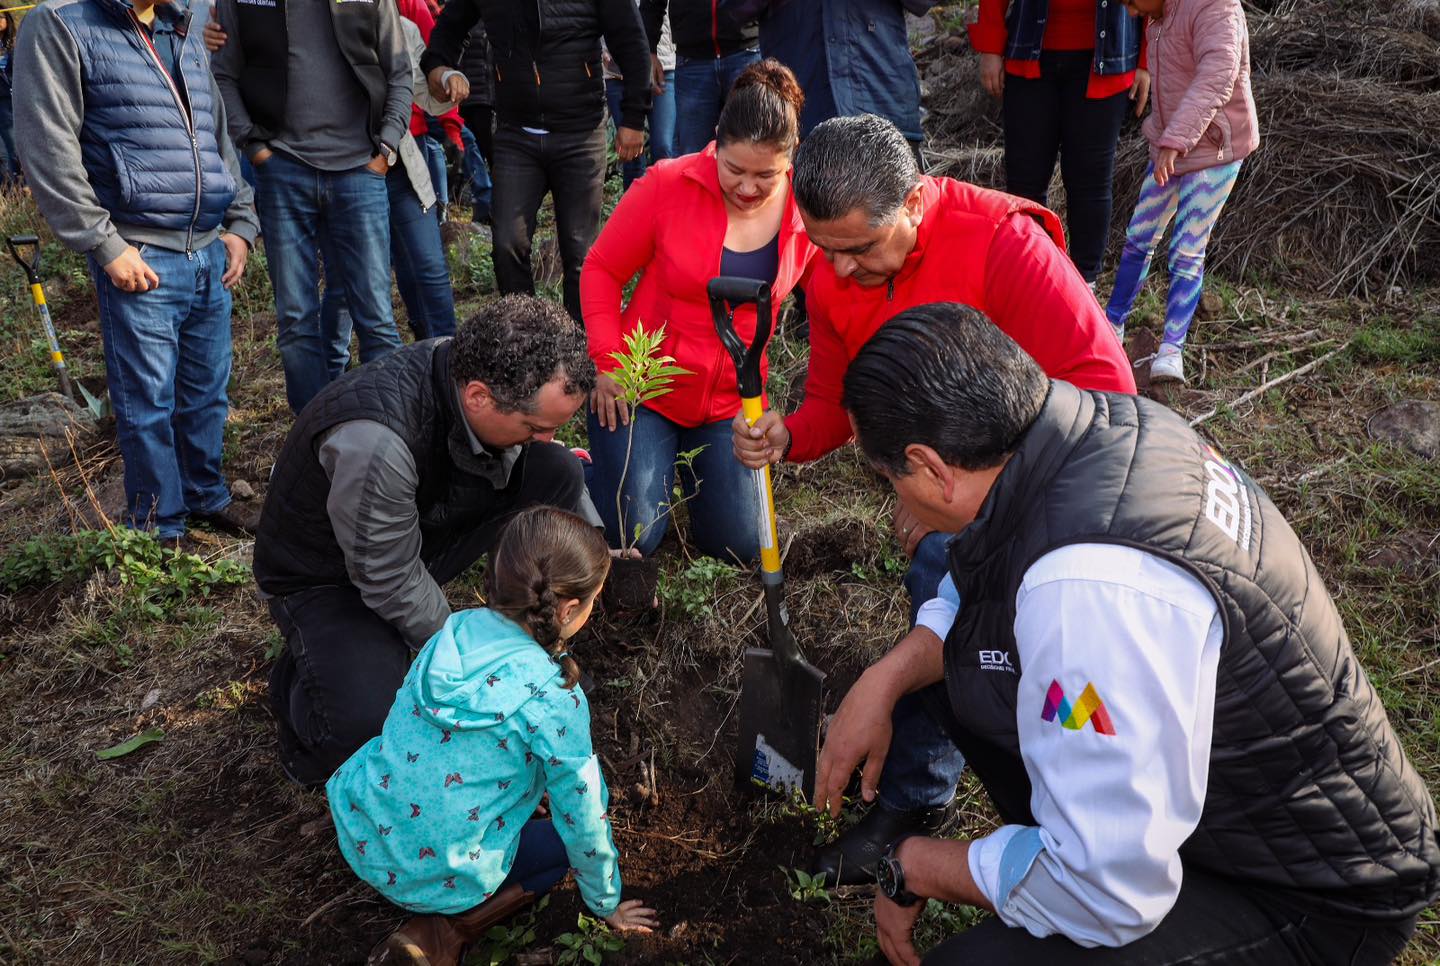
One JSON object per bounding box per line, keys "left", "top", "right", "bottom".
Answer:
{"left": 918, "top": 0, "right": 1440, "bottom": 295}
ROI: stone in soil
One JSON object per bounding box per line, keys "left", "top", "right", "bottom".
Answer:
{"left": 231, "top": 478, "right": 257, "bottom": 501}
{"left": 1367, "top": 399, "right": 1439, "bottom": 459}
{"left": 0, "top": 391, "right": 98, "bottom": 480}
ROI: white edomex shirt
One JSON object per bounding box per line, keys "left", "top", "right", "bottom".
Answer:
{"left": 915, "top": 542, "right": 1223, "bottom": 947}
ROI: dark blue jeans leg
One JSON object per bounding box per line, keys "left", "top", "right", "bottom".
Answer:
{"left": 672, "top": 56, "right": 717, "bottom": 156}
{"left": 879, "top": 531, "right": 967, "bottom": 811}
{"left": 171, "top": 238, "right": 235, "bottom": 517}
{"left": 0, "top": 97, "right": 17, "bottom": 186}
{"left": 650, "top": 70, "right": 677, "bottom": 163}
{"left": 679, "top": 419, "right": 762, "bottom": 565}
{"left": 496, "top": 820, "right": 570, "bottom": 896}
{"left": 460, "top": 124, "right": 492, "bottom": 221}
{"left": 90, "top": 245, "right": 204, "bottom": 538}
{"left": 321, "top": 164, "right": 400, "bottom": 366}
{"left": 318, "top": 290, "right": 352, "bottom": 381}
{"left": 421, "top": 132, "right": 449, "bottom": 209}
{"left": 606, "top": 77, "right": 647, "bottom": 189}
{"left": 387, "top": 167, "right": 455, "bottom": 339}
{"left": 254, "top": 154, "right": 330, "bottom": 413}
{"left": 585, "top": 405, "right": 679, "bottom": 557}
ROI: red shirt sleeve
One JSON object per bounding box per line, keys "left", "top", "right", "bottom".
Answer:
{"left": 784, "top": 281, "right": 857, "bottom": 463}
{"left": 983, "top": 215, "right": 1136, "bottom": 394}
{"left": 968, "top": 0, "right": 1009, "bottom": 54}
{"left": 579, "top": 171, "right": 662, "bottom": 374}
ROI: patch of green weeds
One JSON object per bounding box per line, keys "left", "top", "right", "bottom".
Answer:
{"left": 658, "top": 557, "right": 740, "bottom": 620}
{"left": 466, "top": 895, "right": 548, "bottom": 966}
{"left": 1351, "top": 317, "right": 1440, "bottom": 366}
{"left": 781, "top": 867, "right": 831, "bottom": 904}
{"left": 553, "top": 913, "right": 624, "bottom": 965}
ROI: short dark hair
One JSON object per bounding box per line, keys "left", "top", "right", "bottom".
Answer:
{"left": 449, "top": 295, "right": 596, "bottom": 412}
{"left": 843, "top": 303, "right": 1050, "bottom": 475}
{"left": 716, "top": 58, "right": 804, "bottom": 153}
{"left": 793, "top": 114, "right": 920, "bottom": 226}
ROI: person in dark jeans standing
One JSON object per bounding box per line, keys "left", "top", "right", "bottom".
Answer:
{"left": 253, "top": 296, "right": 603, "bottom": 788}
{"left": 0, "top": 12, "right": 18, "bottom": 190}
{"left": 642, "top": 0, "right": 759, "bottom": 156}
{"left": 210, "top": 0, "right": 417, "bottom": 413}
{"left": 422, "top": 0, "right": 651, "bottom": 322}
{"left": 971, "top": 0, "right": 1147, "bottom": 285}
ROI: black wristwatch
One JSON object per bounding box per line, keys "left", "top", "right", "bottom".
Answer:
{"left": 876, "top": 835, "right": 923, "bottom": 907}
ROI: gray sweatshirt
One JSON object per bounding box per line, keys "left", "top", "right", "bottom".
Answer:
{"left": 209, "top": 0, "right": 412, "bottom": 170}
{"left": 14, "top": 0, "right": 259, "bottom": 266}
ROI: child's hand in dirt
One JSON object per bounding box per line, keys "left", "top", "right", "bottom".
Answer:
{"left": 606, "top": 899, "right": 660, "bottom": 933}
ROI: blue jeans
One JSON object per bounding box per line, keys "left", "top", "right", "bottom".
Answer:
{"left": 584, "top": 406, "right": 761, "bottom": 563}
{"left": 460, "top": 124, "right": 492, "bottom": 220}
{"left": 673, "top": 49, "right": 761, "bottom": 156}
{"left": 90, "top": 239, "right": 233, "bottom": 539}
{"left": 0, "top": 97, "right": 18, "bottom": 187}
{"left": 881, "top": 530, "right": 968, "bottom": 811}
{"left": 421, "top": 130, "right": 449, "bottom": 208}
{"left": 253, "top": 152, "right": 400, "bottom": 413}
{"left": 605, "top": 71, "right": 676, "bottom": 189}
{"left": 321, "top": 167, "right": 456, "bottom": 373}
{"left": 496, "top": 820, "right": 570, "bottom": 897}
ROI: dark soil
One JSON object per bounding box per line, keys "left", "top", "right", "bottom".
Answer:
{"left": 785, "top": 518, "right": 882, "bottom": 579}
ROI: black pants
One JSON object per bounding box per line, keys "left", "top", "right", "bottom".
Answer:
{"left": 925, "top": 865, "right": 1416, "bottom": 964}
{"left": 1002, "top": 50, "right": 1128, "bottom": 283}
{"left": 266, "top": 443, "right": 587, "bottom": 787}
{"left": 460, "top": 104, "right": 493, "bottom": 167}
{"left": 491, "top": 120, "right": 607, "bottom": 321}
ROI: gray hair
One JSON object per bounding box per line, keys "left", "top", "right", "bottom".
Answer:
{"left": 793, "top": 115, "right": 920, "bottom": 227}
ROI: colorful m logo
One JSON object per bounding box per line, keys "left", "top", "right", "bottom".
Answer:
{"left": 1042, "top": 680, "right": 1117, "bottom": 735}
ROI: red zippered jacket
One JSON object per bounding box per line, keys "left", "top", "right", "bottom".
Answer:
{"left": 581, "top": 144, "right": 817, "bottom": 427}
{"left": 788, "top": 175, "right": 1135, "bottom": 462}
{"left": 397, "top": 0, "right": 465, "bottom": 148}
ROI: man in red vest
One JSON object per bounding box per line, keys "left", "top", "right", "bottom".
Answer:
{"left": 732, "top": 113, "right": 1135, "bottom": 886}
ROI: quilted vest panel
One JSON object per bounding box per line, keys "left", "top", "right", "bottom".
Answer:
{"left": 57, "top": 0, "right": 236, "bottom": 235}
{"left": 942, "top": 382, "right": 1440, "bottom": 919}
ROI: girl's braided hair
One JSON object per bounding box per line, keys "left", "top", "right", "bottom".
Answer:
{"left": 485, "top": 507, "right": 611, "bottom": 687}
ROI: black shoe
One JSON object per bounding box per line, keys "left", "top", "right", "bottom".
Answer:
{"left": 812, "top": 801, "right": 949, "bottom": 887}
{"left": 191, "top": 501, "right": 259, "bottom": 536}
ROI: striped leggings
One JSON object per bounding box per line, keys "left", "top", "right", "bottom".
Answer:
{"left": 1105, "top": 159, "right": 1243, "bottom": 347}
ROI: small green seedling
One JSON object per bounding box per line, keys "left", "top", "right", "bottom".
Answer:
{"left": 782, "top": 867, "right": 831, "bottom": 905}
{"left": 553, "top": 913, "right": 624, "bottom": 965}
{"left": 466, "top": 895, "right": 547, "bottom": 965}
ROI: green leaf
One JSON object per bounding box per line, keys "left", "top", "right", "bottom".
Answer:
{"left": 583, "top": 946, "right": 601, "bottom": 965}
{"left": 95, "top": 727, "right": 165, "bottom": 760}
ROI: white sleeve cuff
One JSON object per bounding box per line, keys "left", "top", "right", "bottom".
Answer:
{"left": 914, "top": 572, "right": 961, "bottom": 640}
{"left": 967, "top": 824, "right": 1024, "bottom": 908}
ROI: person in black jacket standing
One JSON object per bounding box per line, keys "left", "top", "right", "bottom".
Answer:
{"left": 423, "top": 1, "right": 651, "bottom": 322}
{"left": 641, "top": 0, "right": 760, "bottom": 156}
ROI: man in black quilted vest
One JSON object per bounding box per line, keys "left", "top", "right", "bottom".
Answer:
{"left": 820, "top": 302, "right": 1439, "bottom": 965}
{"left": 253, "top": 296, "right": 598, "bottom": 788}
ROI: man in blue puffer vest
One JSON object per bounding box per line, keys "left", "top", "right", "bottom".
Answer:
{"left": 15, "top": 0, "right": 260, "bottom": 547}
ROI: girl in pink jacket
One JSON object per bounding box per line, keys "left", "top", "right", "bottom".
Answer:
{"left": 1105, "top": 0, "right": 1259, "bottom": 383}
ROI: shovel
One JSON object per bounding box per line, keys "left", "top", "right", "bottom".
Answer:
{"left": 7, "top": 234, "right": 106, "bottom": 418}
{"left": 708, "top": 276, "right": 825, "bottom": 797}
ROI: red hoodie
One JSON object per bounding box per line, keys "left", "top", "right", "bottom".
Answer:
{"left": 787, "top": 176, "right": 1135, "bottom": 463}
{"left": 580, "top": 145, "right": 817, "bottom": 428}
{"left": 397, "top": 0, "right": 465, "bottom": 149}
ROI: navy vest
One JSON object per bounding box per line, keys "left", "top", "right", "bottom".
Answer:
{"left": 942, "top": 382, "right": 1440, "bottom": 919}
{"left": 53, "top": 0, "right": 236, "bottom": 240}
{"left": 1002, "top": 0, "right": 1141, "bottom": 75}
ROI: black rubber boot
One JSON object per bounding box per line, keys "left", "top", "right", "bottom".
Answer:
{"left": 812, "top": 801, "right": 949, "bottom": 887}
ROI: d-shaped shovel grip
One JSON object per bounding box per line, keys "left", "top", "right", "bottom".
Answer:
{"left": 707, "top": 276, "right": 773, "bottom": 399}
{"left": 6, "top": 234, "right": 42, "bottom": 285}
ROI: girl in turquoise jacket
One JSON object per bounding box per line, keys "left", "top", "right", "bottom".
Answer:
{"left": 328, "top": 507, "right": 658, "bottom": 966}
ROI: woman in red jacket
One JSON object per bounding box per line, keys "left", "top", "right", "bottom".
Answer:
{"left": 580, "top": 59, "right": 813, "bottom": 564}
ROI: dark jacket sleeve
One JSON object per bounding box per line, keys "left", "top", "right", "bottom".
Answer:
{"left": 600, "top": 0, "right": 652, "bottom": 130}
{"left": 639, "top": 0, "right": 666, "bottom": 52}
{"left": 721, "top": 0, "right": 771, "bottom": 23}
{"left": 420, "top": 0, "right": 481, "bottom": 76}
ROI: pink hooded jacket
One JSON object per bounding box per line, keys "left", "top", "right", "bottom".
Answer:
{"left": 1142, "top": 0, "right": 1260, "bottom": 177}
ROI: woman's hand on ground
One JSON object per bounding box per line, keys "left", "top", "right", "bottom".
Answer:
{"left": 892, "top": 499, "right": 934, "bottom": 559}
{"left": 606, "top": 899, "right": 660, "bottom": 933}
{"left": 875, "top": 893, "right": 924, "bottom": 966}
{"left": 979, "top": 53, "right": 1005, "bottom": 99}
{"left": 1130, "top": 68, "right": 1151, "bottom": 117}
{"left": 731, "top": 410, "right": 789, "bottom": 469}
{"left": 591, "top": 373, "right": 630, "bottom": 431}
{"left": 1154, "top": 147, "right": 1179, "bottom": 187}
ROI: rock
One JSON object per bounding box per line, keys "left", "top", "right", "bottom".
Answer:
{"left": 231, "top": 478, "right": 257, "bottom": 501}
{"left": 140, "top": 688, "right": 161, "bottom": 711}
{"left": 1367, "top": 399, "right": 1439, "bottom": 459}
{"left": 1196, "top": 292, "right": 1226, "bottom": 321}
{"left": 0, "top": 392, "right": 99, "bottom": 481}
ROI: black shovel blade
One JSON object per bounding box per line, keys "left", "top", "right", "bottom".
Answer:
{"left": 735, "top": 646, "right": 826, "bottom": 797}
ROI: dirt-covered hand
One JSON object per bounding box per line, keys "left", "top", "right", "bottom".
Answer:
{"left": 875, "top": 893, "right": 924, "bottom": 966}
{"left": 892, "top": 499, "right": 933, "bottom": 559}
{"left": 606, "top": 899, "right": 660, "bottom": 933}
{"left": 1154, "top": 147, "right": 1180, "bottom": 187}
{"left": 732, "top": 410, "right": 788, "bottom": 469}
{"left": 1130, "top": 68, "right": 1151, "bottom": 117}
{"left": 615, "top": 126, "right": 645, "bottom": 162}
{"left": 979, "top": 52, "right": 1005, "bottom": 99}
{"left": 220, "top": 233, "right": 249, "bottom": 289}
{"left": 591, "top": 372, "right": 630, "bottom": 431}
{"left": 815, "top": 667, "right": 897, "bottom": 817}
{"left": 103, "top": 245, "right": 160, "bottom": 293}
{"left": 203, "top": 12, "right": 227, "bottom": 52}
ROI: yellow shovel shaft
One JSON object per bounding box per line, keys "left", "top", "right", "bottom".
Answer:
{"left": 30, "top": 282, "right": 46, "bottom": 307}
{"left": 741, "top": 395, "right": 782, "bottom": 575}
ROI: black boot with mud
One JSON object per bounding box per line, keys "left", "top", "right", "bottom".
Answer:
{"left": 812, "top": 801, "right": 949, "bottom": 887}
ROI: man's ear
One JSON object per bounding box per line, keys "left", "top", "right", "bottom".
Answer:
{"left": 460, "top": 381, "right": 494, "bottom": 417}
{"left": 903, "top": 181, "right": 925, "bottom": 226}
{"left": 904, "top": 444, "right": 955, "bottom": 500}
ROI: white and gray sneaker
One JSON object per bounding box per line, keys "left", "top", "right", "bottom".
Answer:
{"left": 1111, "top": 323, "right": 1126, "bottom": 345}
{"left": 1150, "top": 343, "right": 1186, "bottom": 384}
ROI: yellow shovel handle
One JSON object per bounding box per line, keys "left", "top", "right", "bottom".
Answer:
{"left": 742, "top": 395, "right": 782, "bottom": 575}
